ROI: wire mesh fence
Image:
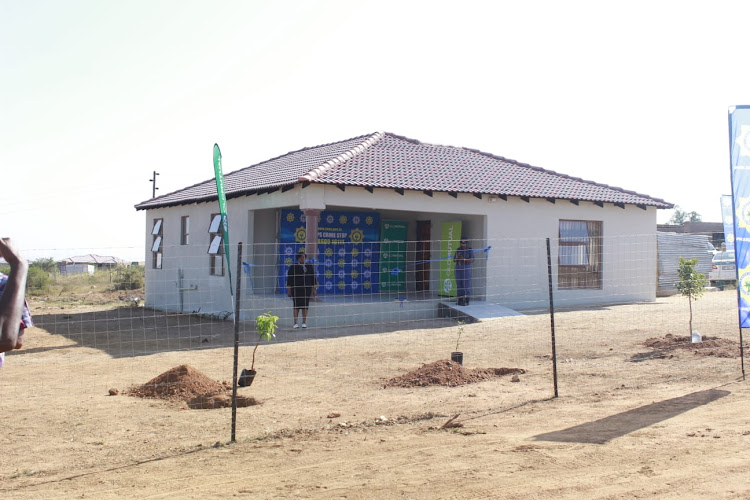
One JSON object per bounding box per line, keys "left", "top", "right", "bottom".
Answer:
{"left": 1, "top": 236, "right": 746, "bottom": 473}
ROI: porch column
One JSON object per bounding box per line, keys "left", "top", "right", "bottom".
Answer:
{"left": 303, "top": 209, "right": 322, "bottom": 260}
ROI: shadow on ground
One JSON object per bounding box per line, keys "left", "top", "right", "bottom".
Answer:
{"left": 533, "top": 388, "right": 730, "bottom": 444}
{"left": 17, "top": 307, "right": 454, "bottom": 359}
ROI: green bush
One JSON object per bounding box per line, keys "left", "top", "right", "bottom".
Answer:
{"left": 113, "top": 265, "right": 145, "bottom": 290}
{"left": 26, "top": 265, "right": 52, "bottom": 295}
{"left": 31, "top": 258, "right": 57, "bottom": 274}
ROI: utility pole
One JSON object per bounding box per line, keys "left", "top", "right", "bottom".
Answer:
{"left": 150, "top": 171, "right": 160, "bottom": 198}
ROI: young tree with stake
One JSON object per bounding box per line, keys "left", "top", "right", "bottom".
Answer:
{"left": 675, "top": 257, "right": 707, "bottom": 336}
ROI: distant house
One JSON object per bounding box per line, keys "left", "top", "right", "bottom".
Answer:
{"left": 134, "top": 131, "right": 672, "bottom": 322}
{"left": 59, "top": 254, "right": 125, "bottom": 274}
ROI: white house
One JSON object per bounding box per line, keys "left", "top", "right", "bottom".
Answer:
{"left": 59, "top": 254, "right": 126, "bottom": 274}
{"left": 134, "top": 131, "right": 672, "bottom": 325}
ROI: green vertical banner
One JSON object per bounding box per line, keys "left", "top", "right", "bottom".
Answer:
{"left": 439, "top": 221, "right": 462, "bottom": 297}
{"left": 380, "top": 221, "right": 408, "bottom": 291}
{"left": 213, "top": 143, "right": 233, "bottom": 296}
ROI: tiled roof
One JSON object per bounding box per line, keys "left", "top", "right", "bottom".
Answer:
{"left": 135, "top": 132, "right": 672, "bottom": 210}
{"left": 61, "top": 254, "right": 125, "bottom": 265}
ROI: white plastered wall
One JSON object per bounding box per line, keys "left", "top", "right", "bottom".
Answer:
{"left": 143, "top": 184, "right": 657, "bottom": 315}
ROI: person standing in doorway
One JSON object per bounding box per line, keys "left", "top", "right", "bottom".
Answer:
{"left": 286, "top": 248, "right": 317, "bottom": 328}
{"left": 454, "top": 238, "right": 474, "bottom": 306}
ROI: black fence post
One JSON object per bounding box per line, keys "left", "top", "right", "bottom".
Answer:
{"left": 231, "top": 242, "right": 243, "bottom": 442}
{"left": 546, "top": 238, "right": 559, "bottom": 398}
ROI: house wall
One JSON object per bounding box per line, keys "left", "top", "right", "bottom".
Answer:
{"left": 60, "top": 264, "right": 95, "bottom": 275}
{"left": 144, "top": 204, "right": 248, "bottom": 315}
{"left": 483, "top": 197, "right": 656, "bottom": 309}
{"left": 142, "top": 184, "right": 657, "bottom": 316}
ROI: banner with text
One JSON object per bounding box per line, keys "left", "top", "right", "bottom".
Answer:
{"left": 279, "top": 209, "right": 380, "bottom": 294}
{"left": 380, "top": 221, "right": 408, "bottom": 292}
{"left": 438, "top": 221, "right": 461, "bottom": 297}
{"left": 728, "top": 106, "right": 750, "bottom": 326}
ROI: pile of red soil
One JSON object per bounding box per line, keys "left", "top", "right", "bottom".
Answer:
{"left": 384, "top": 359, "right": 525, "bottom": 388}
{"left": 128, "top": 364, "right": 258, "bottom": 409}
{"left": 643, "top": 334, "right": 744, "bottom": 358}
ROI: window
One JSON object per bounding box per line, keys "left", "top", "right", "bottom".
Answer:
{"left": 181, "top": 216, "right": 190, "bottom": 245}
{"left": 558, "top": 220, "right": 602, "bottom": 289}
{"left": 151, "top": 218, "right": 163, "bottom": 269}
{"left": 209, "top": 213, "right": 224, "bottom": 276}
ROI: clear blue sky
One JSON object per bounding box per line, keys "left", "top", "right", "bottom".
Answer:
{"left": 2, "top": 0, "right": 747, "bottom": 261}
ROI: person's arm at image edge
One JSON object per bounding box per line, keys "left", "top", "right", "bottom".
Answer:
{"left": 0, "top": 239, "right": 28, "bottom": 352}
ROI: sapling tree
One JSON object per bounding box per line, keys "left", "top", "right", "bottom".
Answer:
{"left": 454, "top": 320, "right": 466, "bottom": 352}
{"left": 251, "top": 311, "right": 279, "bottom": 371}
{"left": 675, "top": 257, "right": 707, "bottom": 336}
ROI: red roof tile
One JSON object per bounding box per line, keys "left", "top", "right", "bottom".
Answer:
{"left": 135, "top": 132, "right": 672, "bottom": 210}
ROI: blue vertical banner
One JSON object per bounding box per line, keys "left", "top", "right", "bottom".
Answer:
{"left": 721, "top": 195, "right": 735, "bottom": 252}
{"left": 279, "top": 209, "right": 380, "bottom": 294}
{"left": 728, "top": 106, "right": 750, "bottom": 326}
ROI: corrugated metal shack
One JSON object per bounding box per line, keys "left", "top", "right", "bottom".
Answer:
{"left": 657, "top": 232, "right": 713, "bottom": 295}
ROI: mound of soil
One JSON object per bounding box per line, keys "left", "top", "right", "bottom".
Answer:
{"left": 128, "top": 364, "right": 258, "bottom": 409}
{"left": 187, "top": 393, "right": 258, "bottom": 410}
{"left": 384, "top": 359, "right": 525, "bottom": 388}
{"left": 642, "top": 334, "right": 743, "bottom": 358}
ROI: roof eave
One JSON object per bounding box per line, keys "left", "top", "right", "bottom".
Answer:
{"left": 134, "top": 181, "right": 301, "bottom": 211}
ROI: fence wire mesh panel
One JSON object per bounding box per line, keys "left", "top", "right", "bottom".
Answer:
{"left": 1, "top": 235, "right": 746, "bottom": 484}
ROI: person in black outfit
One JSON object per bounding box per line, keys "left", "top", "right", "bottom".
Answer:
{"left": 286, "top": 248, "right": 317, "bottom": 328}
{"left": 453, "top": 239, "right": 474, "bottom": 306}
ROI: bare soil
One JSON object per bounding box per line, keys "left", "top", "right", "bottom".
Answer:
{"left": 1, "top": 290, "right": 749, "bottom": 499}
{"left": 642, "top": 333, "right": 740, "bottom": 358}
{"left": 383, "top": 359, "right": 525, "bottom": 388}
{"left": 127, "top": 364, "right": 258, "bottom": 409}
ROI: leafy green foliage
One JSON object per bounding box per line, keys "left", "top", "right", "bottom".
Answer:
{"left": 668, "top": 206, "right": 702, "bottom": 225}
{"left": 26, "top": 265, "right": 52, "bottom": 295}
{"left": 255, "top": 311, "right": 279, "bottom": 342}
{"left": 675, "top": 257, "right": 706, "bottom": 335}
{"left": 31, "top": 257, "right": 57, "bottom": 273}
{"left": 252, "top": 311, "right": 279, "bottom": 371}
{"left": 676, "top": 257, "right": 706, "bottom": 300}
{"left": 24, "top": 258, "right": 59, "bottom": 295}
{"left": 113, "top": 265, "right": 145, "bottom": 290}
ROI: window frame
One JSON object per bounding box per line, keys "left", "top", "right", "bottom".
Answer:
{"left": 181, "top": 216, "right": 190, "bottom": 245}
{"left": 152, "top": 218, "right": 163, "bottom": 270}
{"left": 558, "top": 219, "right": 602, "bottom": 290}
{"left": 209, "top": 213, "right": 224, "bottom": 276}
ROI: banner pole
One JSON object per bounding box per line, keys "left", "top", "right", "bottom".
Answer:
{"left": 727, "top": 108, "right": 746, "bottom": 380}
{"left": 231, "top": 242, "right": 243, "bottom": 442}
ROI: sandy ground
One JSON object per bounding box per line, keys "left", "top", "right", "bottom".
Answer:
{"left": 1, "top": 290, "right": 749, "bottom": 499}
